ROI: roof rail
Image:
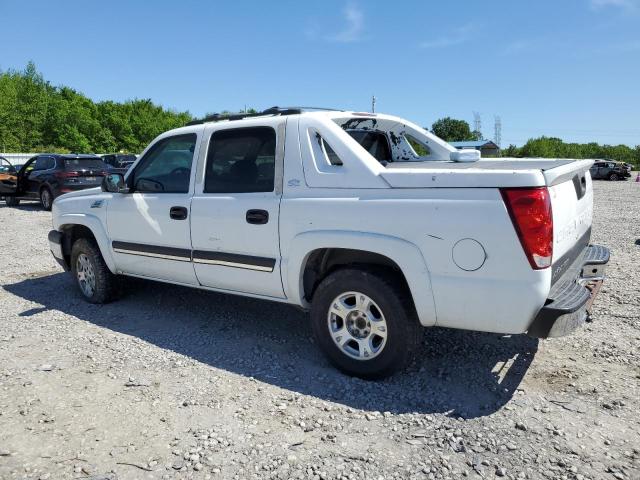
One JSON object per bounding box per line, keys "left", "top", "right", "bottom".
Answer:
{"left": 185, "top": 106, "right": 340, "bottom": 126}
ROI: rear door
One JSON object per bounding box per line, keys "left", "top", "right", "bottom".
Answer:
{"left": 24, "top": 156, "right": 55, "bottom": 197}
{"left": 190, "top": 119, "right": 285, "bottom": 298}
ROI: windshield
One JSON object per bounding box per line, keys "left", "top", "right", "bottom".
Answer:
{"left": 64, "top": 158, "right": 107, "bottom": 170}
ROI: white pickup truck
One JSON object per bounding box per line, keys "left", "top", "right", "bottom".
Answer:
{"left": 47, "top": 107, "right": 609, "bottom": 378}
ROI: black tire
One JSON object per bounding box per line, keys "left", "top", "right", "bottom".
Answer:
{"left": 4, "top": 196, "right": 20, "bottom": 207}
{"left": 70, "top": 238, "right": 117, "bottom": 304}
{"left": 310, "top": 268, "right": 422, "bottom": 379}
{"left": 40, "top": 187, "right": 53, "bottom": 211}
{"left": 608, "top": 173, "right": 619, "bottom": 181}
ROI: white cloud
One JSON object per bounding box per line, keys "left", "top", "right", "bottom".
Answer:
{"left": 419, "top": 24, "right": 475, "bottom": 49}
{"left": 328, "top": 2, "right": 364, "bottom": 43}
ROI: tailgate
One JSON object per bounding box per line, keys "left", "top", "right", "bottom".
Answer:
{"left": 545, "top": 159, "right": 594, "bottom": 278}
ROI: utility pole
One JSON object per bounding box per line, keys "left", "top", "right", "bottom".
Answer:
{"left": 371, "top": 95, "right": 376, "bottom": 113}
{"left": 494, "top": 116, "right": 502, "bottom": 147}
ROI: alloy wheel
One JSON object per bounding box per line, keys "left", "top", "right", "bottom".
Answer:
{"left": 327, "top": 291, "right": 388, "bottom": 360}
{"left": 76, "top": 253, "right": 96, "bottom": 298}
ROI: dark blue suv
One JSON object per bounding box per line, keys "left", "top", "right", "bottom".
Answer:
{"left": 0, "top": 154, "right": 109, "bottom": 210}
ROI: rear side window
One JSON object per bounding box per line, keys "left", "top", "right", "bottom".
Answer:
{"left": 133, "top": 134, "right": 197, "bottom": 193}
{"left": 64, "top": 158, "right": 106, "bottom": 170}
{"left": 35, "top": 156, "right": 55, "bottom": 170}
{"left": 347, "top": 130, "right": 391, "bottom": 162}
{"left": 204, "top": 127, "right": 276, "bottom": 193}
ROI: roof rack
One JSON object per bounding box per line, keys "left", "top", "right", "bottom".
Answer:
{"left": 185, "top": 106, "right": 341, "bottom": 126}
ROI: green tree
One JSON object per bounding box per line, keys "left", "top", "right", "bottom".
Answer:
{"left": 0, "top": 62, "right": 193, "bottom": 153}
{"left": 431, "top": 117, "right": 477, "bottom": 142}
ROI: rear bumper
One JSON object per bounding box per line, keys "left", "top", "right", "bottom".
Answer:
{"left": 528, "top": 244, "right": 609, "bottom": 338}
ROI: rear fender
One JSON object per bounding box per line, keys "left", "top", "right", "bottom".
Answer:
{"left": 284, "top": 230, "right": 437, "bottom": 326}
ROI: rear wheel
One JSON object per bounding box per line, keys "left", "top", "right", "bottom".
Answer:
{"left": 608, "top": 173, "right": 619, "bottom": 181}
{"left": 40, "top": 187, "right": 53, "bottom": 211}
{"left": 4, "top": 196, "right": 20, "bottom": 207}
{"left": 70, "top": 238, "right": 117, "bottom": 304}
{"left": 310, "top": 268, "right": 422, "bottom": 379}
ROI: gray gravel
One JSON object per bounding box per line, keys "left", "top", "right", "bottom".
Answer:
{"left": 0, "top": 178, "right": 639, "bottom": 480}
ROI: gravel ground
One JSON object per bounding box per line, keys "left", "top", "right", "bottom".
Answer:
{"left": 0, "top": 179, "right": 639, "bottom": 480}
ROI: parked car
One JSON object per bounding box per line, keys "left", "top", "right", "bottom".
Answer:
{"left": 1, "top": 154, "right": 109, "bottom": 210}
{"left": 0, "top": 156, "right": 19, "bottom": 202}
{"left": 101, "top": 154, "right": 137, "bottom": 174}
{"left": 46, "top": 107, "right": 609, "bottom": 379}
{"left": 589, "top": 161, "right": 631, "bottom": 181}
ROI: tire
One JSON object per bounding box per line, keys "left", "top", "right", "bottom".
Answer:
{"left": 70, "top": 238, "right": 117, "bottom": 304}
{"left": 310, "top": 268, "right": 422, "bottom": 379}
{"left": 4, "top": 196, "right": 20, "bottom": 207}
{"left": 40, "top": 187, "right": 53, "bottom": 211}
{"left": 608, "top": 173, "right": 619, "bottom": 181}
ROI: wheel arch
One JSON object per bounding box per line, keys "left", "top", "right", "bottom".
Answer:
{"left": 284, "top": 230, "right": 437, "bottom": 326}
{"left": 57, "top": 215, "right": 116, "bottom": 273}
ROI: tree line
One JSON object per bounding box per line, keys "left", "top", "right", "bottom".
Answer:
{"left": 431, "top": 117, "right": 639, "bottom": 166}
{"left": 0, "top": 62, "right": 191, "bottom": 154}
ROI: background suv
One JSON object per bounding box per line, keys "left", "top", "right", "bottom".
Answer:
{"left": 2, "top": 154, "right": 108, "bottom": 210}
{"left": 589, "top": 161, "right": 631, "bottom": 181}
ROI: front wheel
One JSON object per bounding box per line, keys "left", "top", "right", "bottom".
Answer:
{"left": 310, "top": 268, "right": 422, "bottom": 379}
{"left": 70, "top": 238, "right": 117, "bottom": 304}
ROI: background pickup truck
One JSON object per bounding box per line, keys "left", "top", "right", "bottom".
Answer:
{"left": 46, "top": 107, "right": 609, "bottom": 379}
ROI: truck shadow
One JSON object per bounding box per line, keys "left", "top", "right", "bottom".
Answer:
{"left": 4, "top": 272, "right": 538, "bottom": 418}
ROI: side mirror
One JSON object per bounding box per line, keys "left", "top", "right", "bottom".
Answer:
{"left": 101, "top": 173, "right": 128, "bottom": 193}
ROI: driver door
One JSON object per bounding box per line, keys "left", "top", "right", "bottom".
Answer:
{"left": 0, "top": 158, "right": 18, "bottom": 196}
{"left": 106, "top": 131, "right": 202, "bottom": 285}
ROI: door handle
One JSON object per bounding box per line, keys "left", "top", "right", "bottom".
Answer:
{"left": 170, "top": 206, "right": 188, "bottom": 220}
{"left": 246, "top": 209, "right": 269, "bottom": 225}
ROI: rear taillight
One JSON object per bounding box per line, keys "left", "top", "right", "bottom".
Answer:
{"left": 55, "top": 171, "right": 79, "bottom": 179}
{"left": 55, "top": 171, "right": 80, "bottom": 183}
{"left": 501, "top": 187, "right": 553, "bottom": 269}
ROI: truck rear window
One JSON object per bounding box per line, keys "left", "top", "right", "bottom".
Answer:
{"left": 64, "top": 159, "right": 107, "bottom": 170}
{"left": 347, "top": 130, "right": 392, "bottom": 163}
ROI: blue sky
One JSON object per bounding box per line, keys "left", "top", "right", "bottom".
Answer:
{"left": 1, "top": 0, "right": 639, "bottom": 147}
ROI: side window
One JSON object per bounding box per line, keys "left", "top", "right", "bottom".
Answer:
{"left": 314, "top": 132, "right": 343, "bottom": 166}
{"left": 0, "top": 159, "right": 14, "bottom": 173}
{"left": 132, "top": 134, "right": 197, "bottom": 193}
{"left": 34, "top": 156, "right": 54, "bottom": 171}
{"left": 204, "top": 127, "right": 276, "bottom": 193}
